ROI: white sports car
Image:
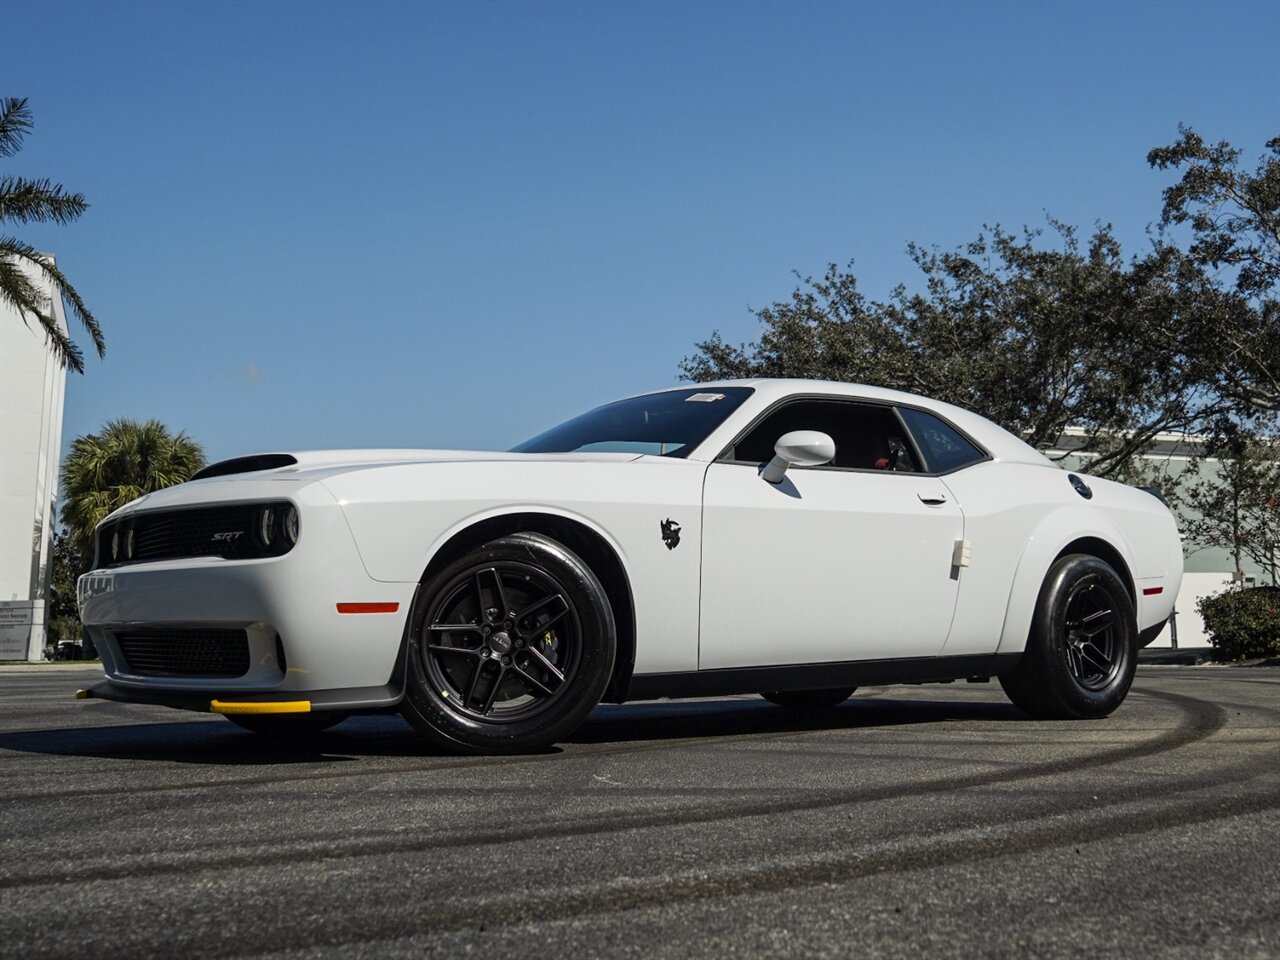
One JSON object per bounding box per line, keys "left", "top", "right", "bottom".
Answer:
{"left": 77, "top": 380, "right": 1182, "bottom": 753}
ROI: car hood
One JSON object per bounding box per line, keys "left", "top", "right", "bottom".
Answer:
{"left": 212, "top": 448, "right": 640, "bottom": 473}
{"left": 98, "top": 449, "right": 649, "bottom": 522}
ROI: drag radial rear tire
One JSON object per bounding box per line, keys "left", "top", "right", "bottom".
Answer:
{"left": 761, "top": 688, "right": 855, "bottom": 710}
{"left": 999, "top": 554, "right": 1137, "bottom": 720}
{"left": 401, "top": 533, "right": 616, "bottom": 755}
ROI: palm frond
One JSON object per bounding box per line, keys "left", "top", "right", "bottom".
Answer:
{"left": 0, "top": 98, "right": 32, "bottom": 159}
{"left": 0, "top": 247, "right": 85, "bottom": 370}
{"left": 0, "top": 236, "right": 104, "bottom": 370}
{"left": 0, "top": 176, "right": 89, "bottom": 225}
{"left": 0, "top": 100, "right": 104, "bottom": 371}
{"left": 60, "top": 419, "right": 208, "bottom": 556}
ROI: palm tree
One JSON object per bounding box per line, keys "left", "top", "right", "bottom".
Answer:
{"left": 0, "top": 97, "right": 104, "bottom": 372}
{"left": 61, "top": 420, "right": 206, "bottom": 560}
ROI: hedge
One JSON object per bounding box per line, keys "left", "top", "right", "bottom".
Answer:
{"left": 1197, "top": 586, "right": 1280, "bottom": 660}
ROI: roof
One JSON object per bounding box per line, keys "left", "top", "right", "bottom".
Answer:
{"left": 647, "top": 378, "right": 1055, "bottom": 468}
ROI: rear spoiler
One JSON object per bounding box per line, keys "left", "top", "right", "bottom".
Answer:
{"left": 1138, "top": 485, "right": 1171, "bottom": 508}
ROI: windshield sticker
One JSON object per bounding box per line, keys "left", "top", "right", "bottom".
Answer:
{"left": 685, "top": 393, "right": 726, "bottom": 402}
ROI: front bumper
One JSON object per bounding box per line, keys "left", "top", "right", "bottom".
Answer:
{"left": 78, "top": 482, "right": 417, "bottom": 704}
{"left": 78, "top": 677, "right": 404, "bottom": 713}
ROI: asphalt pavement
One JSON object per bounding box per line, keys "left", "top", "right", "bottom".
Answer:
{"left": 1, "top": 664, "right": 1277, "bottom": 959}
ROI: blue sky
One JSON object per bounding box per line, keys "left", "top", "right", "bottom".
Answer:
{"left": 4, "top": 0, "right": 1278, "bottom": 464}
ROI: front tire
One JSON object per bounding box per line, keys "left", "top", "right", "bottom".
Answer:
{"left": 1000, "top": 554, "right": 1137, "bottom": 720}
{"left": 401, "top": 533, "right": 616, "bottom": 754}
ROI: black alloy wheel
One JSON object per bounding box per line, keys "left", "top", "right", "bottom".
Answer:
{"left": 402, "top": 533, "right": 616, "bottom": 754}
{"left": 1062, "top": 577, "right": 1123, "bottom": 691}
{"left": 1000, "top": 553, "right": 1137, "bottom": 720}
{"left": 423, "top": 563, "right": 583, "bottom": 722}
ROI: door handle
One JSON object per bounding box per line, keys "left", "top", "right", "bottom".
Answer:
{"left": 918, "top": 492, "right": 948, "bottom": 505}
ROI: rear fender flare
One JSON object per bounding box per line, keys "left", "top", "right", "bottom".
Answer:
{"left": 996, "top": 506, "right": 1136, "bottom": 656}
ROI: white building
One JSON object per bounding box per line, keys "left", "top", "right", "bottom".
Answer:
{"left": 0, "top": 254, "right": 68, "bottom": 661}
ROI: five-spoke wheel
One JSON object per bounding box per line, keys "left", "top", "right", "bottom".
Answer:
{"left": 401, "top": 533, "right": 615, "bottom": 753}
{"left": 422, "top": 562, "right": 582, "bottom": 721}
{"left": 1063, "top": 577, "right": 1123, "bottom": 691}
{"left": 1000, "top": 554, "right": 1137, "bottom": 719}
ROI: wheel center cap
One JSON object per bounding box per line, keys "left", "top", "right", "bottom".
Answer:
{"left": 488, "top": 631, "right": 513, "bottom": 655}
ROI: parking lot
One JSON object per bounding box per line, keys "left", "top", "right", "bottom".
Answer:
{"left": 2, "top": 664, "right": 1277, "bottom": 959}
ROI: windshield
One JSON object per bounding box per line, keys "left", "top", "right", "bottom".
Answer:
{"left": 512, "top": 387, "right": 753, "bottom": 457}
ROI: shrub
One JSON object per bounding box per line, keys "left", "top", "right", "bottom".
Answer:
{"left": 1197, "top": 586, "right": 1280, "bottom": 660}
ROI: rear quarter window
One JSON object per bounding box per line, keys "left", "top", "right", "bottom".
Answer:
{"left": 898, "top": 407, "right": 986, "bottom": 473}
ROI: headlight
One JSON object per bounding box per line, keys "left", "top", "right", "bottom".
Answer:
{"left": 283, "top": 505, "right": 300, "bottom": 545}
{"left": 110, "top": 530, "right": 119, "bottom": 562}
{"left": 259, "top": 507, "right": 276, "bottom": 546}
{"left": 122, "top": 528, "right": 134, "bottom": 560}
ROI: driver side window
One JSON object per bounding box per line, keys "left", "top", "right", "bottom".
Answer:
{"left": 728, "top": 400, "right": 921, "bottom": 472}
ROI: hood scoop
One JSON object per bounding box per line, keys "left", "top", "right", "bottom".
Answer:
{"left": 191, "top": 454, "right": 298, "bottom": 481}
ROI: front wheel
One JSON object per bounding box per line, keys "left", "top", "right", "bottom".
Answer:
{"left": 1000, "top": 554, "right": 1137, "bottom": 720}
{"left": 401, "top": 533, "right": 616, "bottom": 754}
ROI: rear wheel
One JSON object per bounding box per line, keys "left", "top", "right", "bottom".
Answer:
{"left": 225, "top": 712, "right": 347, "bottom": 735}
{"left": 761, "top": 688, "right": 855, "bottom": 710}
{"left": 1000, "top": 554, "right": 1137, "bottom": 719}
{"left": 401, "top": 533, "right": 616, "bottom": 754}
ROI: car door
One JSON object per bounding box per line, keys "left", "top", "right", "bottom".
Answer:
{"left": 698, "top": 398, "right": 964, "bottom": 669}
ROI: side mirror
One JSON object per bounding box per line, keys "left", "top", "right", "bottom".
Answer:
{"left": 760, "top": 430, "right": 835, "bottom": 484}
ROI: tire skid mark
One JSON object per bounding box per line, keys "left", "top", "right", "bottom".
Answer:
{"left": 12, "top": 777, "right": 1279, "bottom": 960}
{"left": 1137, "top": 672, "right": 1280, "bottom": 688}
{"left": 0, "top": 689, "right": 1197, "bottom": 806}
{"left": 0, "top": 688, "right": 1228, "bottom": 890}
{"left": 247, "top": 790, "right": 1280, "bottom": 958}
{"left": 1180, "top": 695, "right": 1280, "bottom": 716}
{"left": 0, "top": 693, "right": 1068, "bottom": 802}
{"left": 0, "top": 722, "right": 824, "bottom": 803}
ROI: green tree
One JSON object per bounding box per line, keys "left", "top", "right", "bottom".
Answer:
{"left": 60, "top": 420, "right": 206, "bottom": 560}
{"left": 0, "top": 96, "right": 104, "bottom": 372}
{"left": 682, "top": 221, "right": 1242, "bottom": 479}
{"left": 1148, "top": 128, "right": 1280, "bottom": 413}
{"left": 1181, "top": 436, "right": 1280, "bottom": 587}
{"left": 683, "top": 130, "right": 1280, "bottom": 481}
{"left": 46, "top": 527, "right": 85, "bottom": 646}
{"left": 1145, "top": 129, "right": 1280, "bottom": 579}
{"left": 1149, "top": 127, "right": 1280, "bottom": 300}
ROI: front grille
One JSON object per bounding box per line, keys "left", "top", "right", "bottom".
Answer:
{"left": 115, "top": 628, "right": 251, "bottom": 678}
{"left": 95, "top": 500, "right": 297, "bottom": 568}
{"left": 131, "top": 505, "right": 260, "bottom": 562}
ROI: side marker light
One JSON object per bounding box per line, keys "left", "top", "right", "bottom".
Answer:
{"left": 336, "top": 602, "right": 401, "bottom": 614}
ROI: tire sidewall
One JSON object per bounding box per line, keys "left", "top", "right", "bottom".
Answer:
{"left": 402, "top": 533, "right": 615, "bottom": 753}
{"left": 1032, "top": 554, "right": 1137, "bottom": 719}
